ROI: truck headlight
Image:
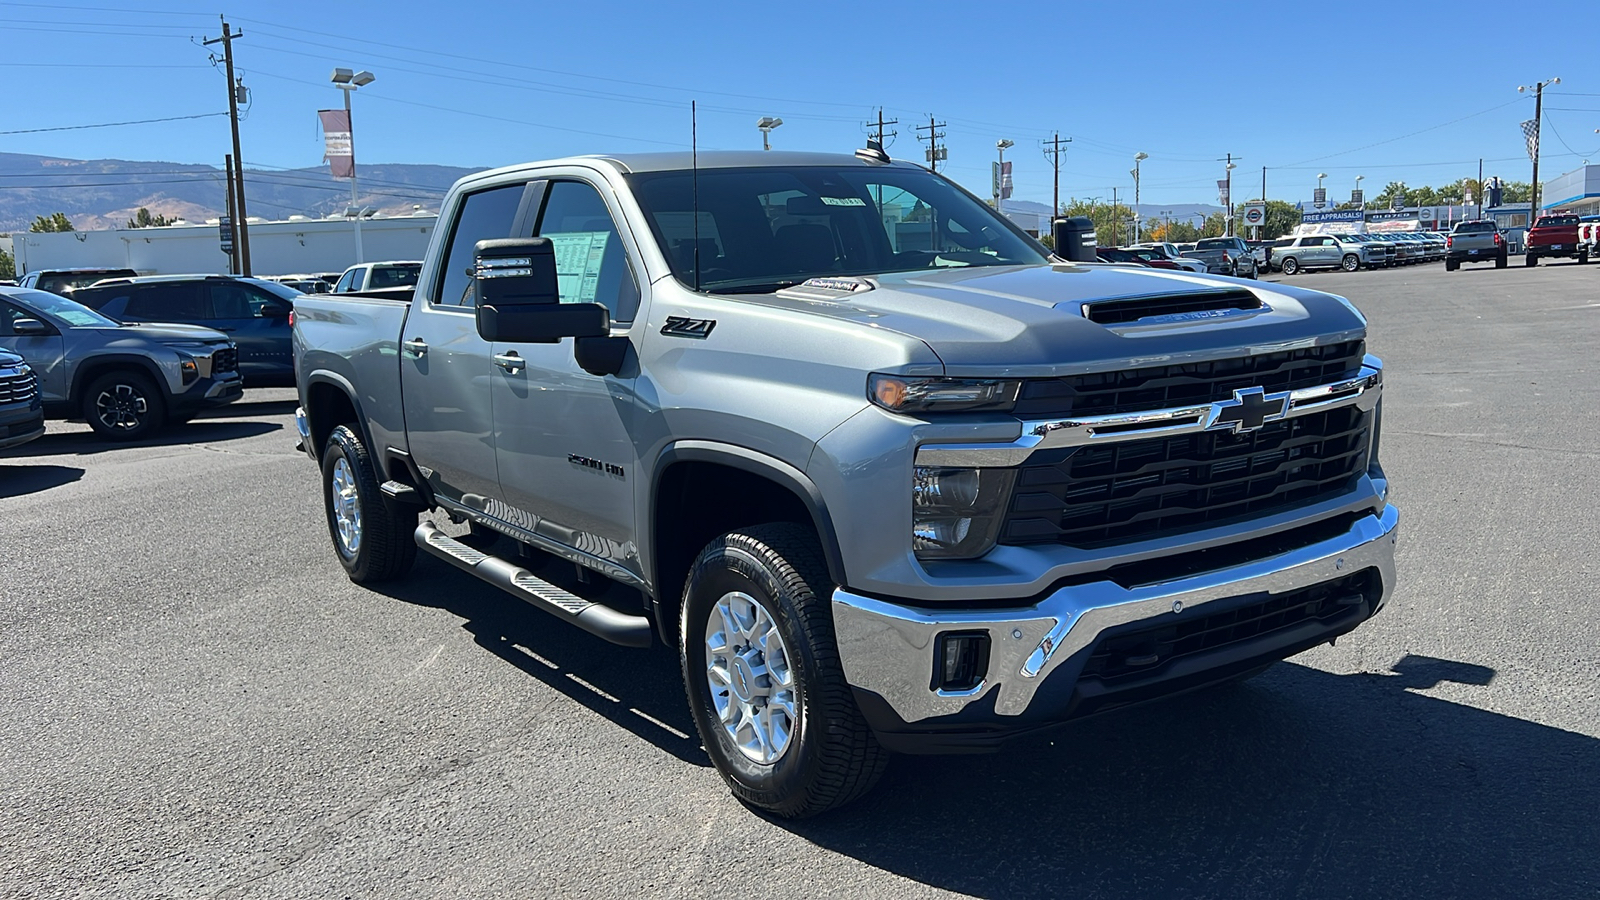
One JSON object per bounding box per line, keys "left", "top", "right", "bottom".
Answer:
{"left": 870, "top": 375, "right": 1020, "bottom": 414}
{"left": 175, "top": 352, "right": 199, "bottom": 385}
{"left": 912, "top": 466, "right": 1016, "bottom": 560}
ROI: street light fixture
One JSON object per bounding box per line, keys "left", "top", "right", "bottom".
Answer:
{"left": 331, "top": 67, "right": 376, "bottom": 263}
{"left": 1517, "top": 77, "right": 1560, "bottom": 215}
{"left": 994, "top": 138, "right": 1014, "bottom": 211}
{"left": 1224, "top": 159, "right": 1237, "bottom": 235}
{"left": 757, "top": 116, "right": 783, "bottom": 151}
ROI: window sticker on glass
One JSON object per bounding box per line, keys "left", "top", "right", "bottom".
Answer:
{"left": 820, "top": 196, "right": 866, "bottom": 206}
{"left": 549, "top": 231, "right": 611, "bottom": 303}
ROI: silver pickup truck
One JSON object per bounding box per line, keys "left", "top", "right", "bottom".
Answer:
{"left": 1445, "top": 221, "right": 1508, "bottom": 271}
{"left": 292, "top": 150, "right": 1398, "bottom": 817}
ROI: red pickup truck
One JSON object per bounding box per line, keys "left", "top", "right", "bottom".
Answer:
{"left": 1525, "top": 214, "right": 1588, "bottom": 266}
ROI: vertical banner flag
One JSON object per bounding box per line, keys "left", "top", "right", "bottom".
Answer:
{"left": 1520, "top": 120, "right": 1540, "bottom": 163}
{"left": 1217, "top": 179, "right": 1230, "bottom": 205}
{"left": 1000, "top": 160, "right": 1013, "bottom": 200}
{"left": 318, "top": 109, "right": 354, "bottom": 179}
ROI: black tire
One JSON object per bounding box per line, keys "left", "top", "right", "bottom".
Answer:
{"left": 321, "top": 424, "right": 416, "bottom": 584}
{"left": 1445, "top": 259, "right": 1459, "bottom": 272}
{"left": 81, "top": 370, "right": 166, "bottom": 441}
{"left": 1496, "top": 252, "right": 1507, "bottom": 269}
{"left": 1280, "top": 257, "right": 1299, "bottom": 275}
{"left": 1341, "top": 254, "right": 1360, "bottom": 272}
{"left": 1526, "top": 253, "right": 1538, "bottom": 267}
{"left": 680, "top": 523, "right": 887, "bottom": 818}
{"left": 1580, "top": 252, "right": 1589, "bottom": 265}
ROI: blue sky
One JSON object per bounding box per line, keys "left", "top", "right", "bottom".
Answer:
{"left": 6, "top": 0, "right": 1600, "bottom": 209}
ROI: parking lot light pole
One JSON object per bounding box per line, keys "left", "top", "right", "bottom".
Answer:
{"left": 1355, "top": 174, "right": 1365, "bottom": 212}
{"left": 1517, "top": 78, "right": 1558, "bottom": 219}
{"left": 1133, "top": 152, "right": 1147, "bottom": 242}
{"left": 332, "top": 67, "right": 375, "bottom": 264}
{"left": 757, "top": 116, "right": 783, "bottom": 150}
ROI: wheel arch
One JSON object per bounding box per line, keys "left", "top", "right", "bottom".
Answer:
{"left": 303, "top": 370, "right": 381, "bottom": 472}
{"left": 69, "top": 354, "right": 169, "bottom": 408}
{"left": 648, "top": 441, "right": 847, "bottom": 644}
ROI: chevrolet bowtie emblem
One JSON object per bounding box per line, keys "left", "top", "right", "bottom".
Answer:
{"left": 1206, "top": 387, "right": 1291, "bottom": 434}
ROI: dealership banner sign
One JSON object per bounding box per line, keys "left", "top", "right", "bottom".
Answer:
{"left": 1300, "top": 208, "right": 1364, "bottom": 224}
{"left": 318, "top": 109, "right": 354, "bottom": 179}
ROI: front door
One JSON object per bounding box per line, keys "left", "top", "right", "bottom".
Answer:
{"left": 0, "top": 300, "right": 67, "bottom": 403}
{"left": 400, "top": 181, "right": 532, "bottom": 506}
{"left": 491, "top": 176, "right": 643, "bottom": 577}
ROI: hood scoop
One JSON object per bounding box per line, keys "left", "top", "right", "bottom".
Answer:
{"left": 1077, "top": 289, "right": 1265, "bottom": 326}
{"left": 776, "top": 277, "right": 876, "bottom": 302}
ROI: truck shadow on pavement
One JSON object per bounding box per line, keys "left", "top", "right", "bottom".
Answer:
{"left": 17, "top": 419, "right": 280, "bottom": 455}
{"left": 782, "top": 656, "right": 1599, "bottom": 899}
{"left": 0, "top": 463, "right": 84, "bottom": 498}
{"left": 374, "top": 551, "right": 710, "bottom": 768}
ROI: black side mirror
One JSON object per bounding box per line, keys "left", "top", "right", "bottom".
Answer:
{"left": 473, "top": 237, "right": 610, "bottom": 344}
{"left": 258, "top": 299, "right": 291, "bottom": 318}
{"left": 12, "top": 318, "right": 50, "bottom": 336}
{"left": 1051, "top": 216, "right": 1098, "bottom": 263}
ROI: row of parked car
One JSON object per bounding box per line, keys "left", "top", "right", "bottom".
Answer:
{"left": 0, "top": 260, "right": 423, "bottom": 448}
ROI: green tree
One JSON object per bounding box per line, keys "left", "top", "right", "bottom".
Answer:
{"left": 125, "top": 207, "right": 173, "bottom": 229}
{"left": 29, "top": 212, "right": 74, "bottom": 233}
{"left": 1499, "top": 180, "right": 1532, "bottom": 203}
{"left": 0, "top": 246, "right": 14, "bottom": 282}
{"left": 1060, "top": 198, "right": 1136, "bottom": 246}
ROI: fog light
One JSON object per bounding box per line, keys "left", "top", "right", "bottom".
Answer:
{"left": 933, "top": 631, "right": 990, "bottom": 691}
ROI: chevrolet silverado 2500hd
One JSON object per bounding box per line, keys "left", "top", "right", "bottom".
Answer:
{"left": 293, "top": 150, "right": 1398, "bottom": 817}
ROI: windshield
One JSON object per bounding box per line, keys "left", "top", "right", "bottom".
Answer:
{"left": 626, "top": 165, "right": 1048, "bottom": 292}
{"left": 11, "top": 288, "right": 119, "bottom": 327}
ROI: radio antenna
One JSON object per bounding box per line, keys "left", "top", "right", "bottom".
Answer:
{"left": 691, "top": 100, "right": 701, "bottom": 293}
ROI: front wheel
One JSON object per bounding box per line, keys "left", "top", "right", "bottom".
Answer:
{"left": 681, "top": 523, "right": 887, "bottom": 818}
{"left": 321, "top": 424, "right": 416, "bottom": 583}
{"left": 1341, "top": 254, "right": 1360, "bottom": 272}
{"left": 1280, "top": 257, "right": 1299, "bottom": 275}
{"left": 82, "top": 370, "right": 166, "bottom": 441}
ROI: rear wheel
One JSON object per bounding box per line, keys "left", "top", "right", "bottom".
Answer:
{"left": 321, "top": 424, "right": 416, "bottom": 583}
{"left": 1526, "top": 253, "right": 1538, "bottom": 267}
{"left": 1445, "top": 259, "right": 1459, "bottom": 272}
{"left": 1341, "top": 254, "right": 1360, "bottom": 272}
{"left": 1280, "top": 257, "right": 1299, "bottom": 275}
{"left": 81, "top": 370, "right": 165, "bottom": 441}
{"left": 1580, "top": 251, "right": 1590, "bottom": 265}
{"left": 1495, "top": 252, "right": 1508, "bottom": 269}
{"left": 681, "top": 523, "right": 887, "bottom": 818}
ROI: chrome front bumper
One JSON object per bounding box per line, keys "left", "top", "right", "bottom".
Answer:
{"left": 832, "top": 504, "right": 1398, "bottom": 724}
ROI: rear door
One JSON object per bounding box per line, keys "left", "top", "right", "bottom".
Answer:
{"left": 206, "top": 281, "right": 290, "bottom": 384}
{"left": 399, "top": 180, "right": 534, "bottom": 507}
{"left": 491, "top": 175, "right": 643, "bottom": 576}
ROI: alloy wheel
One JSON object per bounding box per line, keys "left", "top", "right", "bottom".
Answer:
{"left": 705, "top": 590, "right": 798, "bottom": 764}
{"left": 330, "top": 457, "right": 363, "bottom": 557}
{"left": 94, "top": 383, "right": 148, "bottom": 432}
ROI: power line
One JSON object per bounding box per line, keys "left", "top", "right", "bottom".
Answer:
{"left": 0, "top": 112, "right": 226, "bottom": 135}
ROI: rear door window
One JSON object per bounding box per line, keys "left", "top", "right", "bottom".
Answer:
{"left": 124, "top": 283, "right": 207, "bottom": 320}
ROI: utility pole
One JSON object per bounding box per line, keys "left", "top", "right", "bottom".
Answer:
{"left": 1111, "top": 186, "right": 1120, "bottom": 246}
{"left": 1043, "top": 132, "right": 1071, "bottom": 217}
{"left": 223, "top": 155, "right": 239, "bottom": 275}
{"left": 866, "top": 108, "right": 898, "bottom": 149}
{"left": 1518, "top": 77, "right": 1558, "bottom": 220}
{"left": 206, "top": 19, "right": 251, "bottom": 275}
{"left": 916, "top": 116, "right": 946, "bottom": 173}
{"left": 1478, "top": 157, "right": 1484, "bottom": 218}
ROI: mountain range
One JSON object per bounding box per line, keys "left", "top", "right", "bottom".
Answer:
{"left": 0, "top": 152, "right": 481, "bottom": 232}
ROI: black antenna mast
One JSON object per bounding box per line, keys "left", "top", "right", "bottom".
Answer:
{"left": 691, "top": 101, "right": 701, "bottom": 293}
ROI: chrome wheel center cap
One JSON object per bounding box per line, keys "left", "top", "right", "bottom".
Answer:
{"left": 730, "top": 654, "right": 757, "bottom": 702}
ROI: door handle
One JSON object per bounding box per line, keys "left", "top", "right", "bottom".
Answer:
{"left": 403, "top": 337, "right": 428, "bottom": 357}
{"left": 494, "top": 351, "right": 525, "bottom": 374}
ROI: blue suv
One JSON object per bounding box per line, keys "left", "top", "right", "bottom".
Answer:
{"left": 74, "top": 275, "right": 299, "bottom": 387}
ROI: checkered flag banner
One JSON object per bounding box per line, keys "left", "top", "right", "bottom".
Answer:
{"left": 1521, "top": 119, "right": 1540, "bottom": 163}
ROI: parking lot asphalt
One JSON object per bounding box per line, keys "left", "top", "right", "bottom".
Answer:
{"left": 2, "top": 261, "right": 1597, "bottom": 899}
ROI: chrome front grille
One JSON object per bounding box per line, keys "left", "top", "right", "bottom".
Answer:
{"left": 1001, "top": 405, "right": 1372, "bottom": 548}
{"left": 0, "top": 367, "right": 39, "bottom": 405}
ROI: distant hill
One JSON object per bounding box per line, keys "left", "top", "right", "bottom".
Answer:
{"left": 0, "top": 152, "right": 483, "bottom": 232}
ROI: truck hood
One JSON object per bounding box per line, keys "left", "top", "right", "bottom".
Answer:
{"left": 79, "top": 322, "right": 231, "bottom": 342}
{"left": 762, "top": 264, "right": 1367, "bottom": 377}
